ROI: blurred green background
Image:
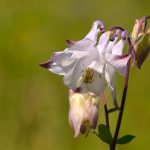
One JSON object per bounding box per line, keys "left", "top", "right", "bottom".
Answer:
{"left": 0, "top": 0, "right": 150, "bottom": 149}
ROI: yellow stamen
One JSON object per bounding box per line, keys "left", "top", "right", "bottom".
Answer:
{"left": 83, "top": 68, "right": 94, "bottom": 84}
{"left": 77, "top": 68, "right": 95, "bottom": 88}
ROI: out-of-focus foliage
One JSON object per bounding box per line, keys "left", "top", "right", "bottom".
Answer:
{"left": 0, "top": 0, "right": 149, "bottom": 150}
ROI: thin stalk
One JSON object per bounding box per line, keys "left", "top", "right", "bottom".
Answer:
{"left": 101, "top": 93, "right": 110, "bottom": 130}
{"left": 111, "top": 62, "right": 130, "bottom": 150}
{"left": 104, "top": 104, "right": 111, "bottom": 149}
{"left": 108, "top": 107, "right": 120, "bottom": 113}
{"left": 110, "top": 40, "right": 132, "bottom": 149}
{"left": 104, "top": 104, "right": 110, "bottom": 130}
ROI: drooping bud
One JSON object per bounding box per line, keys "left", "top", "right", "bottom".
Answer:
{"left": 131, "top": 18, "right": 146, "bottom": 41}
{"left": 131, "top": 16, "right": 150, "bottom": 68}
{"left": 134, "top": 32, "right": 150, "bottom": 68}
{"left": 69, "top": 90, "right": 99, "bottom": 137}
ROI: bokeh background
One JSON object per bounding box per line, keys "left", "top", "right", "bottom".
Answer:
{"left": 0, "top": 0, "right": 150, "bottom": 149}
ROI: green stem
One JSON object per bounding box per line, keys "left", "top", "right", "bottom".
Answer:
{"left": 104, "top": 104, "right": 110, "bottom": 130}
{"left": 104, "top": 104, "right": 111, "bottom": 149}
{"left": 110, "top": 39, "right": 132, "bottom": 150}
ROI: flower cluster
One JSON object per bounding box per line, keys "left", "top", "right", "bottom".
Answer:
{"left": 40, "top": 20, "right": 130, "bottom": 137}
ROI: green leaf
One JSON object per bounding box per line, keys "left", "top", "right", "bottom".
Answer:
{"left": 117, "top": 135, "right": 136, "bottom": 144}
{"left": 98, "top": 124, "right": 113, "bottom": 144}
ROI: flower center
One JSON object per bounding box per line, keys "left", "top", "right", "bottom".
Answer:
{"left": 83, "top": 68, "right": 95, "bottom": 84}
{"left": 77, "top": 68, "right": 95, "bottom": 88}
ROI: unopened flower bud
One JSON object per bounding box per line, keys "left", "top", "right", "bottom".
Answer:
{"left": 131, "top": 18, "right": 146, "bottom": 41}
{"left": 69, "top": 90, "right": 99, "bottom": 137}
{"left": 134, "top": 31, "right": 150, "bottom": 68}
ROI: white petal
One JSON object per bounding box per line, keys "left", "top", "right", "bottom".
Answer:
{"left": 63, "top": 63, "right": 76, "bottom": 86}
{"left": 42, "top": 50, "right": 79, "bottom": 76}
{"left": 106, "top": 37, "right": 118, "bottom": 53}
{"left": 97, "top": 32, "right": 111, "bottom": 53}
{"left": 88, "top": 61, "right": 104, "bottom": 74}
{"left": 52, "top": 49, "right": 86, "bottom": 71}
{"left": 40, "top": 60, "right": 66, "bottom": 75}
{"left": 69, "top": 93, "right": 87, "bottom": 137}
{"left": 49, "top": 59, "right": 76, "bottom": 76}
{"left": 105, "top": 53, "right": 131, "bottom": 76}
{"left": 105, "top": 64, "right": 115, "bottom": 89}
{"left": 86, "top": 72, "right": 106, "bottom": 95}
{"left": 64, "top": 58, "right": 85, "bottom": 89}
{"left": 68, "top": 38, "right": 96, "bottom": 52}
{"left": 105, "top": 64, "right": 118, "bottom": 107}
{"left": 66, "top": 47, "right": 99, "bottom": 89}
{"left": 48, "top": 62, "right": 66, "bottom": 75}
{"left": 70, "top": 51, "right": 89, "bottom": 59}
{"left": 112, "top": 39, "right": 126, "bottom": 55}
{"left": 84, "top": 20, "right": 102, "bottom": 42}
{"left": 51, "top": 51, "right": 73, "bottom": 65}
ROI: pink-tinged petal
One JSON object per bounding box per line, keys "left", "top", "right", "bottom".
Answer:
{"left": 86, "top": 93, "right": 99, "bottom": 129}
{"left": 69, "top": 91, "right": 100, "bottom": 137}
{"left": 69, "top": 111, "right": 81, "bottom": 137}
{"left": 85, "top": 20, "right": 104, "bottom": 42}
{"left": 112, "top": 39, "right": 126, "bottom": 55}
{"left": 105, "top": 53, "right": 131, "bottom": 76}
{"left": 88, "top": 105, "right": 99, "bottom": 129}
{"left": 98, "top": 32, "right": 111, "bottom": 53}
{"left": 69, "top": 92, "right": 88, "bottom": 137}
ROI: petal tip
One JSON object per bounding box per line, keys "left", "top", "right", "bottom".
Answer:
{"left": 93, "top": 20, "right": 105, "bottom": 30}
{"left": 121, "top": 31, "right": 128, "bottom": 40}
{"left": 39, "top": 60, "right": 52, "bottom": 69}
{"left": 66, "top": 39, "right": 75, "bottom": 47}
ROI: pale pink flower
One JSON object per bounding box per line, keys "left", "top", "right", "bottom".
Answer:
{"left": 40, "top": 20, "right": 130, "bottom": 97}
{"left": 69, "top": 90, "right": 99, "bottom": 137}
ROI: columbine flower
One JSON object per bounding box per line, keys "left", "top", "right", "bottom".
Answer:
{"left": 40, "top": 20, "right": 106, "bottom": 94}
{"left": 40, "top": 20, "right": 130, "bottom": 102}
{"left": 69, "top": 90, "right": 99, "bottom": 137}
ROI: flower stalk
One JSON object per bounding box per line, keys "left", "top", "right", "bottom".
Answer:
{"left": 110, "top": 58, "right": 131, "bottom": 150}
{"left": 105, "top": 37, "right": 131, "bottom": 149}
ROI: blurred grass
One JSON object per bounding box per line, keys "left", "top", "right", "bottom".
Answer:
{"left": 0, "top": 0, "right": 150, "bottom": 149}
